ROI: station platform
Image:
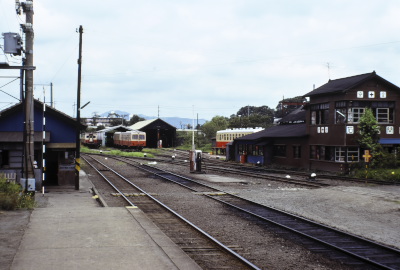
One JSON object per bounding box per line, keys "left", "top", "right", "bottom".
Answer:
{"left": 10, "top": 171, "right": 201, "bottom": 270}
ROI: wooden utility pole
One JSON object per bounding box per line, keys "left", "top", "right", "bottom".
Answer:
{"left": 22, "top": 1, "right": 35, "bottom": 183}
{"left": 75, "top": 25, "right": 83, "bottom": 190}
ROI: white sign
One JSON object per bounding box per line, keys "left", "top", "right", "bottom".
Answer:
{"left": 346, "top": 126, "right": 354, "bottom": 134}
{"left": 368, "top": 91, "right": 375, "bottom": 98}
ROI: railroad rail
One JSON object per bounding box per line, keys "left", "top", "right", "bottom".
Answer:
{"left": 157, "top": 149, "right": 400, "bottom": 186}
{"left": 110, "top": 154, "right": 400, "bottom": 270}
{"left": 82, "top": 154, "right": 260, "bottom": 270}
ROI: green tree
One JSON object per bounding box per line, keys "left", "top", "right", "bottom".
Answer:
{"left": 129, "top": 115, "right": 145, "bottom": 126}
{"left": 275, "top": 96, "right": 306, "bottom": 118}
{"left": 357, "top": 108, "right": 382, "bottom": 167}
{"left": 229, "top": 105, "right": 274, "bottom": 128}
{"left": 200, "top": 116, "right": 229, "bottom": 140}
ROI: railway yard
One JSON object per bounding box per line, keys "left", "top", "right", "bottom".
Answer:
{"left": 2, "top": 150, "right": 400, "bottom": 269}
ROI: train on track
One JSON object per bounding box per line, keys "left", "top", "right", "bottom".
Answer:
{"left": 81, "top": 132, "right": 103, "bottom": 148}
{"left": 216, "top": 127, "right": 263, "bottom": 151}
{"left": 81, "top": 130, "right": 146, "bottom": 150}
{"left": 113, "top": 131, "right": 146, "bottom": 150}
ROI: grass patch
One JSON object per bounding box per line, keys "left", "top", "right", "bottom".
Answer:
{"left": 0, "top": 177, "right": 37, "bottom": 210}
{"left": 80, "top": 145, "right": 156, "bottom": 158}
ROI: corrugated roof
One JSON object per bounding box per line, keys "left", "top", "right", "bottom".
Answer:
{"left": 98, "top": 125, "right": 137, "bottom": 133}
{"left": 129, "top": 119, "right": 157, "bottom": 130}
{"left": 235, "top": 123, "right": 307, "bottom": 141}
{"left": 304, "top": 72, "right": 378, "bottom": 97}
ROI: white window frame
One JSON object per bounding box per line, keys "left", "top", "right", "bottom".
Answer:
{"left": 335, "top": 147, "right": 345, "bottom": 162}
{"left": 347, "top": 107, "right": 365, "bottom": 124}
{"left": 347, "top": 147, "right": 359, "bottom": 162}
{"left": 376, "top": 108, "right": 389, "bottom": 123}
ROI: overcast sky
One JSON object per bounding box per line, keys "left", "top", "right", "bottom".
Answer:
{"left": 1, "top": 0, "right": 400, "bottom": 120}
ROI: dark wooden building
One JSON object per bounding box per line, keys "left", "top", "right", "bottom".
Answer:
{"left": 0, "top": 100, "right": 83, "bottom": 188}
{"left": 305, "top": 71, "right": 400, "bottom": 172}
{"left": 230, "top": 72, "right": 400, "bottom": 172}
{"left": 231, "top": 107, "right": 308, "bottom": 168}
{"left": 130, "top": 118, "right": 176, "bottom": 148}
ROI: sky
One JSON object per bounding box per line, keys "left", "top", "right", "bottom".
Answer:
{"left": 1, "top": 1, "right": 400, "bottom": 121}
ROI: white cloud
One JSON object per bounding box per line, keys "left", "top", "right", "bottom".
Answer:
{"left": 1, "top": 0, "right": 400, "bottom": 120}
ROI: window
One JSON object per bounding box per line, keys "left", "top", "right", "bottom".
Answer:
{"left": 273, "top": 145, "right": 286, "bottom": 157}
{"left": 293, "top": 146, "right": 301, "bottom": 158}
{"left": 335, "top": 147, "right": 345, "bottom": 162}
{"left": 348, "top": 108, "right": 365, "bottom": 123}
{"left": 311, "top": 103, "right": 329, "bottom": 125}
{"left": 374, "top": 108, "right": 391, "bottom": 123}
{"left": 335, "top": 108, "right": 347, "bottom": 123}
{"left": 0, "top": 150, "right": 9, "bottom": 167}
{"left": 246, "top": 145, "right": 263, "bottom": 156}
{"left": 347, "top": 147, "right": 359, "bottom": 162}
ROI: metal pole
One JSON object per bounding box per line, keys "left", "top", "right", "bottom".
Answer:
{"left": 75, "top": 25, "right": 83, "bottom": 190}
{"left": 50, "top": 82, "right": 53, "bottom": 108}
{"left": 23, "top": 1, "right": 35, "bottom": 186}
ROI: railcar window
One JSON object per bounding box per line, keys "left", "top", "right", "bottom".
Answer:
{"left": 132, "top": 135, "right": 138, "bottom": 140}
{"left": 139, "top": 135, "right": 145, "bottom": 140}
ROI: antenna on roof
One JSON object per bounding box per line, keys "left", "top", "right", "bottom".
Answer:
{"left": 327, "top": 62, "right": 331, "bottom": 80}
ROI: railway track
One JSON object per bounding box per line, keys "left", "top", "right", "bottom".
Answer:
{"left": 103, "top": 154, "right": 400, "bottom": 270}
{"left": 82, "top": 154, "right": 260, "bottom": 270}
{"left": 157, "top": 149, "right": 400, "bottom": 186}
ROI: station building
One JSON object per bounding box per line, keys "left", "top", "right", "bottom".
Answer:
{"left": 0, "top": 100, "right": 84, "bottom": 188}
{"left": 229, "top": 72, "right": 400, "bottom": 172}
{"left": 130, "top": 118, "right": 176, "bottom": 148}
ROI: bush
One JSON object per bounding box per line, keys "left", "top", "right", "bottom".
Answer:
{"left": 0, "top": 177, "right": 36, "bottom": 210}
{"left": 352, "top": 168, "right": 400, "bottom": 182}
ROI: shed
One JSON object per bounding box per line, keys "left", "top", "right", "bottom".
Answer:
{"left": 0, "top": 100, "right": 84, "bottom": 188}
{"left": 96, "top": 125, "right": 136, "bottom": 147}
{"left": 130, "top": 118, "right": 176, "bottom": 148}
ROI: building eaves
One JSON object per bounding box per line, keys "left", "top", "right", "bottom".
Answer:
{"left": 235, "top": 123, "right": 307, "bottom": 141}
{"left": 303, "top": 72, "right": 376, "bottom": 97}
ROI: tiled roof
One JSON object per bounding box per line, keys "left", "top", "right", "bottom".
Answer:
{"left": 278, "top": 106, "right": 306, "bottom": 124}
{"left": 304, "top": 71, "right": 380, "bottom": 97}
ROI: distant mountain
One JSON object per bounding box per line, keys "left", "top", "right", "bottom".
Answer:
{"left": 137, "top": 114, "right": 207, "bottom": 129}
{"left": 161, "top": 117, "right": 207, "bottom": 129}
{"left": 96, "top": 111, "right": 208, "bottom": 129}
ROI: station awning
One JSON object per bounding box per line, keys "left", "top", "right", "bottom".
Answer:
{"left": 379, "top": 138, "right": 400, "bottom": 144}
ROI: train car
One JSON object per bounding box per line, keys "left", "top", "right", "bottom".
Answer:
{"left": 81, "top": 132, "right": 102, "bottom": 148}
{"left": 215, "top": 127, "right": 263, "bottom": 154}
{"left": 113, "top": 130, "right": 146, "bottom": 150}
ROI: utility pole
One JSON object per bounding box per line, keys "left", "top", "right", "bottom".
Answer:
{"left": 75, "top": 25, "right": 83, "bottom": 190}
{"left": 20, "top": 1, "right": 35, "bottom": 185}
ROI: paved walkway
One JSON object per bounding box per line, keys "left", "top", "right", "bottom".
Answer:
{"left": 10, "top": 171, "right": 201, "bottom": 270}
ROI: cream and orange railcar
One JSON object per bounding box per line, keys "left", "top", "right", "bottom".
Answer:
{"left": 216, "top": 128, "right": 263, "bottom": 150}
{"left": 113, "top": 130, "right": 146, "bottom": 150}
